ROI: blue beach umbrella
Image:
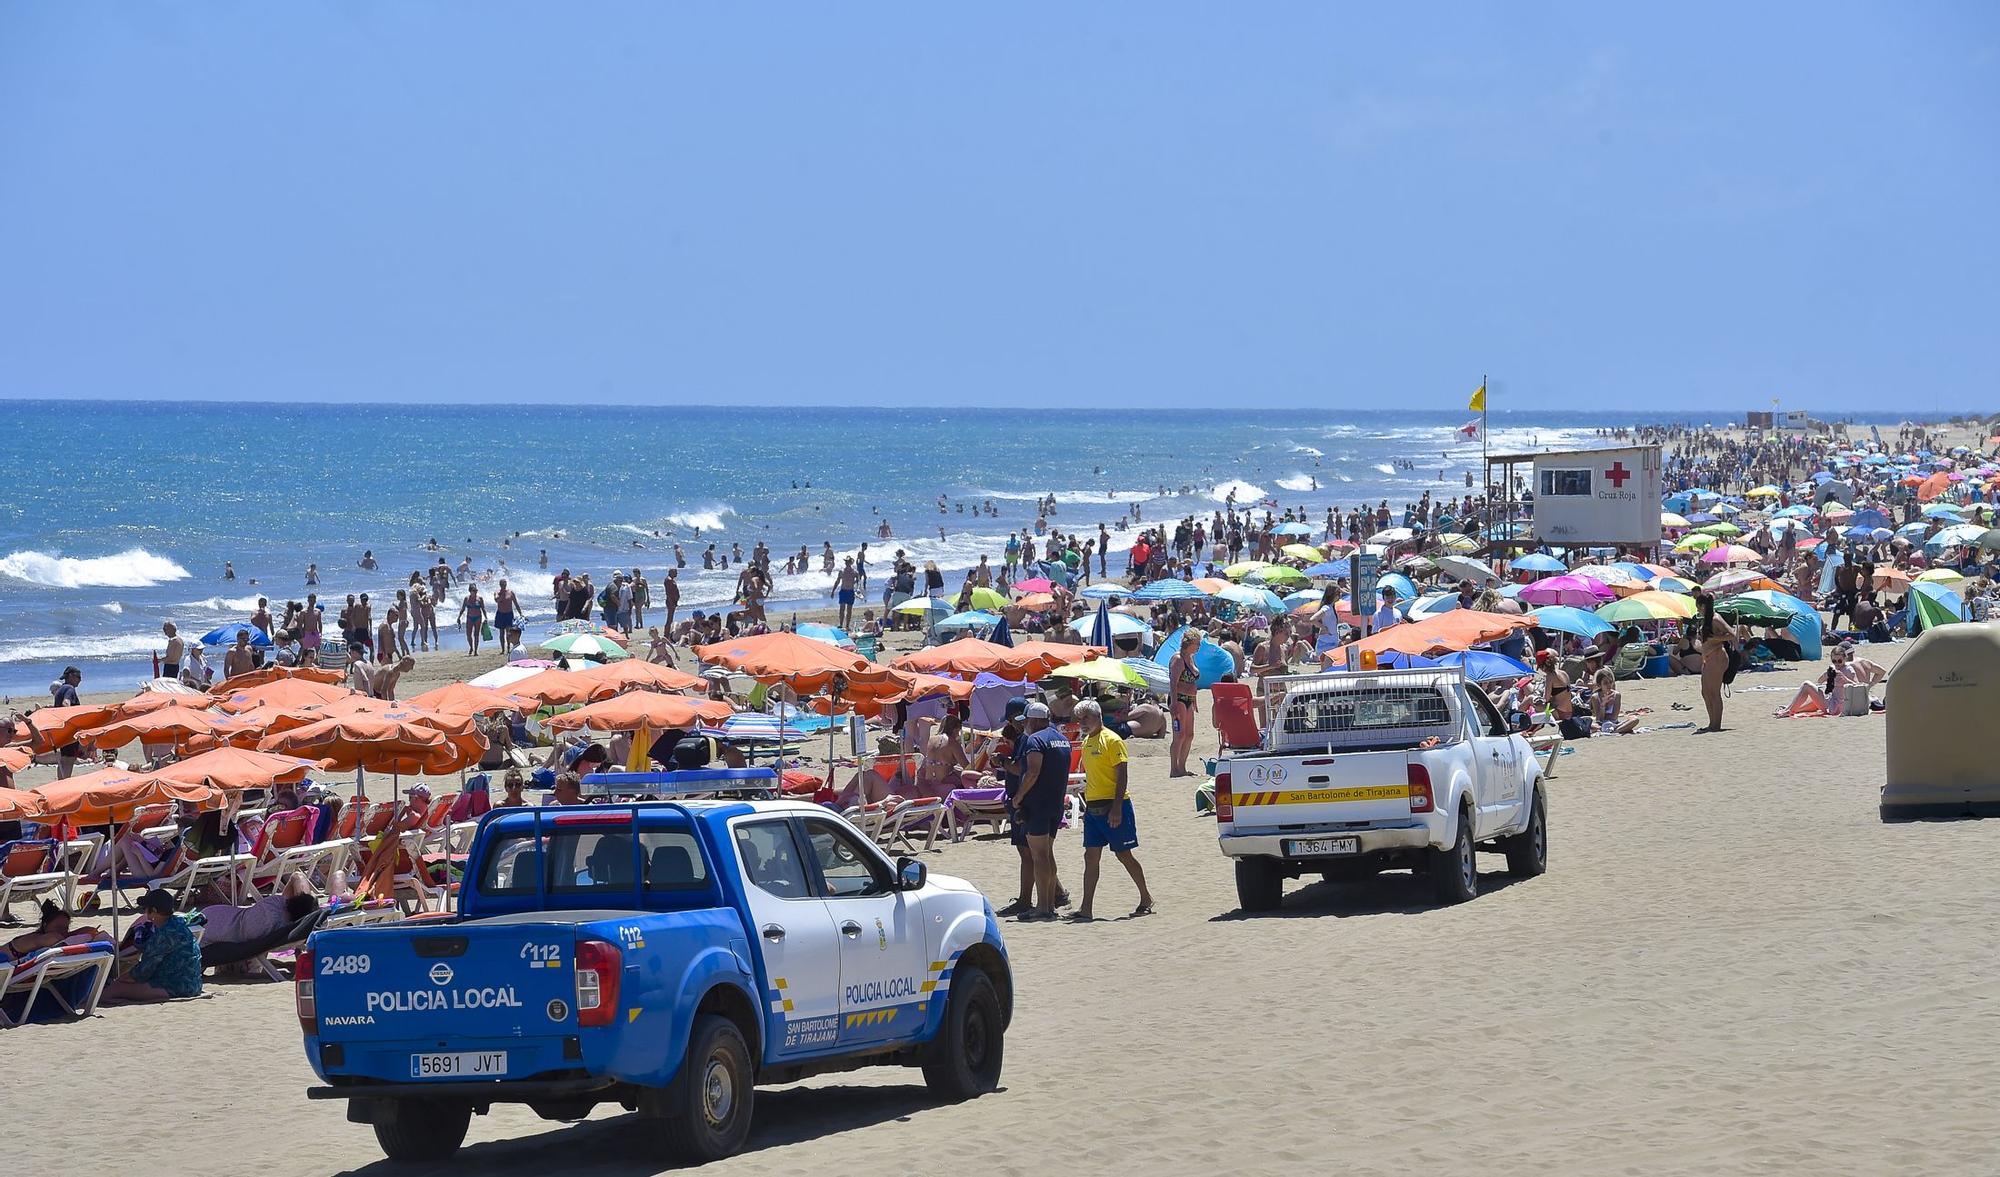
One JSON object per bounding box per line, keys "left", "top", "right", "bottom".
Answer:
{"left": 1513, "top": 553, "right": 1565, "bottom": 573}
{"left": 793, "top": 622, "right": 852, "bottom": 647}
{"left": 1433, "top": 649, "right": 1535, "bottom": 681}
{"left": 1270, "top": 521, "right": 1315, "bottom": 536}
{"left": 1303, "top": 558, "right": 1353, "bottom": 578}
{"left": 935, "top": 610, "right": 1001, "bottom": 632}
{"left": 988, "top": 615, "right": 1013, "bottom": 647}
{"left": 1528, "top": 606, "right": 1614, "bottom": 640}
{"left": 198, "top": 623, "right": 271, "bottom": 647}
{"left": 1153, "top": 626, "right": 1234, "bottom": 688}
{"left": 1077, "top": 583, "right": 1125, "bottom": 601}
{"left": 1131, "top": 578, "right": 1209, "bottom": 602}
{"left": 1375, "top": 572, "right": 1418, "bottom": 602}
{"left": 1848, "top": 508, "right": 1891, "bottom": 530}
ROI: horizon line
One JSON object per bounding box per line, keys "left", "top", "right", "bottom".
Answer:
{"left": 0, "top": 395, "right": 1977, "bottom": 419}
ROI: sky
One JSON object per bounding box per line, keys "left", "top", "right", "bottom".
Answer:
{"left": 0, "top": 3, "right": 1994, "bottom": 413}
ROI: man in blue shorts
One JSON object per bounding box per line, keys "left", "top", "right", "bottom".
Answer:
{"left": 1071, "top": 699, "right": 1153, "bottom": 920}
{"left": 833, "top": 557, "right": 859, "bottom": 629}
{"left": 1009, "top": 701, "right": 1071, "bottom": 921}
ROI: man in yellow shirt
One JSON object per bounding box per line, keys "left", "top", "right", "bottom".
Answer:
{"left": 1072, "top": 699, "right": 1154, "bottom": 921}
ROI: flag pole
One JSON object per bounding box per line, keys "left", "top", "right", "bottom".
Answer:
{"left": 1481, "top": 373, "right": 1490, "bottom": 542}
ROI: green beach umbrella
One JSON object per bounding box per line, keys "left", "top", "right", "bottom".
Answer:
{"left": 539, "top": 632, "right": 632, "bottom": 660}
{"left": 1713, "top": 595, "right": 1796, "bottom": 625}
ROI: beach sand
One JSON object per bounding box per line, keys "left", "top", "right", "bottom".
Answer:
{"left": 8, "top": 631, "right": 1997, "bottom": 1176}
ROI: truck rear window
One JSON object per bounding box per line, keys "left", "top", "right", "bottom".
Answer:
{"left": 1282, "top": 687, "right": 1451, "bottom": 734}
{"left": 478, "top": 829, "right": 710, "bottom": 897}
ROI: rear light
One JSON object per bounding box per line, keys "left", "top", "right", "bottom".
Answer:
{"left": 575, "top": 939, "right": 622, "bottom": 1027}
{"left": 1214, "top": 772, "right": 1233, "bottom": 822}
{"left": 1407, "top": 763, "right": 1434, "bottom": 813}
{"left": 295, "top": 948, "right": 316, "bottom": 1032}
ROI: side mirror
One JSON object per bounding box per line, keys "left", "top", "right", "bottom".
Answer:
{"left": 895, "top": 856, "right": 927, "bottom": 892}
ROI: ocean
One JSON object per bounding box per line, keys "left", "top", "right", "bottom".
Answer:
{"left": 0, "top": 401, "right": 1896, "bottom": 701}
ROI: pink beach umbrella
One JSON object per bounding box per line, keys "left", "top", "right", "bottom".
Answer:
{"left": 1699, "top": 543, "right": 1764, "bottom": 565}
{"left": 1011, "top": 578, "right": 1054, "bottom": 594}
{"left": 1516, "top": 574, "right": 1614, "bottom": 608}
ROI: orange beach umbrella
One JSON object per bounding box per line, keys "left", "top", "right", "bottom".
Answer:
{"left": 405, "top": 683, "right": 531, "bottom": 716}
{"left": 153, "top": 746, "right": 317, "bottom": 792}
{"left": 890, "top": 639, "right": 1063, "bottom": 681}
{"left": 544, "top": 694, "right": 735, "bottom": 733}
{"left": 573, "top": 660, "right": 707, "bottom": 697}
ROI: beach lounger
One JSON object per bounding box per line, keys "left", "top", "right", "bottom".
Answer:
{"left": 0, "top": 939, "right": 117, "bottom": 1026}
{"left": 878, "top": 798, "right": 947, "bottom": 855}
{"left": 0, "top": 841, "right": 72, "bottom": 924}
{"left": 946, "top": 787, "right": 1010, "bottom": 840}
{"left": 245, "top": 807, "right": 351, "bottom": 895}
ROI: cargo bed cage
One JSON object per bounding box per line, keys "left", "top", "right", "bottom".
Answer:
{"left": 1254, "top": 667, "right": 1469, "bottom": 754}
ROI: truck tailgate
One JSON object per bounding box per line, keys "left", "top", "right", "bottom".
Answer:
{"left": 310, "top": 920, "right": 591, "bottom": 1084}
{"left": 1227, "top": 752, "right": 1415, "bottom": 827}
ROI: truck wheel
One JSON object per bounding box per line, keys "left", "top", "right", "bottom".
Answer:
{"left": 921, "top": 965, "right": 1005, "bottom": 1101}
{"left": 373, "top": 1102, "right": 470, "bottom": 1163}
{"left": 1429, "top": 804, "right": 1478, "bottom": 904}
{"left": 1502, "top": 790, "right": 1547, "bottom": 878}
{"left": 1234, "top": 857, "right": 1284, "bottom": 912}
{"left": 656, "top": 1014, "right": 756, "bottom": 1163}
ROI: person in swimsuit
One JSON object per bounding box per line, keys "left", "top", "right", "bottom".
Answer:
{"left": 493, "top": 579, "right": 519, "bottom": 656}
{"left": 1694, "top": 591, "right": 1731, "bottom": 733}
{"left": 459, "top": 585, "right": 486, "bottom": 656}
{"left": 1166, "top": 629, "right": 1201, "bottom": 778}
{"left": 917, "top": 713, "right": 970, "bottom": 798}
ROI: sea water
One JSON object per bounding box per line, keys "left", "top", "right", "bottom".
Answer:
{"left": 0, "top": 401, "right": 1877, "bottom": 699}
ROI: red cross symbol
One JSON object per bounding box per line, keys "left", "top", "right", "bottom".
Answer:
{"left": 1604, "top": 462, "right": 1631, "bottom": 488}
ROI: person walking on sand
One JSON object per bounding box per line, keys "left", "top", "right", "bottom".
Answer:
{"left": 459, "top": 584, "right": 487, "bottom": 656}
{"left": 50, "top": 666, "right": 82, "bottom": 779}
{"left": 1071, "top": 700, "right": 1153, "bottom": 921}
{"left": 299, "top": 593, "right": 323, "bottom": 663}
{"left": 1009, "top": 701, "right": 1072, "bottom": 921}
{"left": 662, "top": 568, "right": 681, "bottom": 633}
{"left": 493, "top": 578, "right": 520, "bottom": 656}
{"left": 834, "top": 557, "right": 859, "bottom": 629}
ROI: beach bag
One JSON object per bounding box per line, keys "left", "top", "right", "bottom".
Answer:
{"left": 1838, "top": 682, "right": 1871, "bottom": 717}
{"left": 482, "top": 622, "right": 496, "bottom": 641}
{"left": 1721, "top": 643, "right": 1744, "bottom": 686}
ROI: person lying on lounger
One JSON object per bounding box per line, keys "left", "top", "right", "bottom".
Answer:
{"left": 1, "top": 901, "right": 106, "bottom": 963}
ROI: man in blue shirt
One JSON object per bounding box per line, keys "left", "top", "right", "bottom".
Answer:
{"left": 1009, "top": 702, "right": 1071, "bottom": 922}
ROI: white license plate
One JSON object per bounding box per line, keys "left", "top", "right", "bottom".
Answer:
{"left": 410, "top": 1051, "right": 507, "bottom": 1079}
{"left": 1285, "top": 836, "right": 1360, "bottom": 856}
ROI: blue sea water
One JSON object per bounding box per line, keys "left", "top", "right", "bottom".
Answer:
{"left": 0, "top": 401, "right": 1900, "bottom": 700}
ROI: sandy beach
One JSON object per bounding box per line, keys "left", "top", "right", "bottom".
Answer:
{"left": 8, "top": 628, "right": 1996, "bottom": 1177}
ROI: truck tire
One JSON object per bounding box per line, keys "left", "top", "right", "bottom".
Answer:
{"left": 921, "top": 964, "right": 1005, "bottom": 1101}
{"left": 1234, "top": 857, "right": 1284, "bottom": 912}
{"left": 1429, "top": 803, "right": 1478, "bottom": 904}
{"left": 373, "top": 1102, "right": 470, "bottom": 1163}
{"left": 656, "top": 1014, "right": 756, "bottom": 1164}
{"left": 1501, "top": 789, "right": 1547, "bottom": 878}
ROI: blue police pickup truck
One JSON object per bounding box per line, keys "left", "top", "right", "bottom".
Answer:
{"left": 298, "top": 770, "right": 1011, "bottom": 1164}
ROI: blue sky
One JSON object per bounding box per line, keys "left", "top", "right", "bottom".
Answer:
{"left": 0, "top": 3, "right": 1993, "bottom": 412}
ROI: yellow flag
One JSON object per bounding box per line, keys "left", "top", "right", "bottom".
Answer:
{"left": 1468, "top": 382, "right": 1487, "bottom": 412}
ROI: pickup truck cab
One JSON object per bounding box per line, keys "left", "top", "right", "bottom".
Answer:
{"left": 298, "top": 769, "right": 1011, "bottom": 1164}
{"left": 1215, "top": 668, "right": 1547, "bottom": 911}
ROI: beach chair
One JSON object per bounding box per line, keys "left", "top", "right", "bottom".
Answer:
{"left": 1210, "top": 682, "right": 1262, "bottom": 750}
{"left": 0, "top": 841, "right": 71, "bottom": 925}
{"left": 245, "top": 807, "right": 349, "bottom": 896}
{"left": 0, "top": 939, "right": 117, "bottom": 1026}
{"left": 853, "top": 633, "right": 879, "bottom": 661}
{"left": 839, "top": 804, "right": 890, "bottom": 843}
{"left": 946, "top": 787, "right": 1010, "bottom": 840}
{"left": 877, "top": 797, "right": 947, "bottom": 855}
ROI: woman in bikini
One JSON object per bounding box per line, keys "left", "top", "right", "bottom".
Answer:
{"left": 1167, "top": 628, "right": 1201, "bottom": 778}
{"left": 1694, "top": 591, "right": 1731, "bottom": 733}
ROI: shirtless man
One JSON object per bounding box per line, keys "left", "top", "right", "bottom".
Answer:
{"left": 351, "top": 656, "right": 418, "bottom": 701}
{"left": 160, "top": 622, "right": 185, "bottom": 680}
{"left": 376, "top": 608, "right": 398, "bottom": 663}
{"left": 352, "top": 593, "right": 374, "bottom": 655}
{"left": 834, "top": 557, "right": 860, "bottom": 629}
{"left": 223, "top": 629, "right": 257, "bottom": 680}
{"left": 662, "top": 569, "right": 681, "bottom": 632}
{"left": 493, "top": 579, "right": 520, "bottom": 656}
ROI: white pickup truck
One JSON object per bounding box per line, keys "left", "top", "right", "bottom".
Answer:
{"left": 1214, "top": 668, "right": 1546, "bottom": 911}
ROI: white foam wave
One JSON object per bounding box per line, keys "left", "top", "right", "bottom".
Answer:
{"left": 1208, "top": 480, "right": 1269, "bottom": 504}
{"left": 1276, "top": 474, "right": 1318, "bottom": 493}
{"left": 663, "top": 506, "right": 735, "bottom": 533}
{"left": 970, "top": 489, "right": 1155, "bottom": 506}
{"left": 1291, "top": 445, "right": 1324, "bottom": 457}
{"left": 181, "top": 594, "right": 267, "bottom": 612}
{"left": 0, "top": 548, "right": 192, "bottom": 590}
{"left": 1373, "top": 463, "right": 1396, "bottom": 475}
{"left": 101, "top": 602, "right": 124, "bottom": 614}
{"left": 0, "top": 632, "right": 162, "bottom": 663}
